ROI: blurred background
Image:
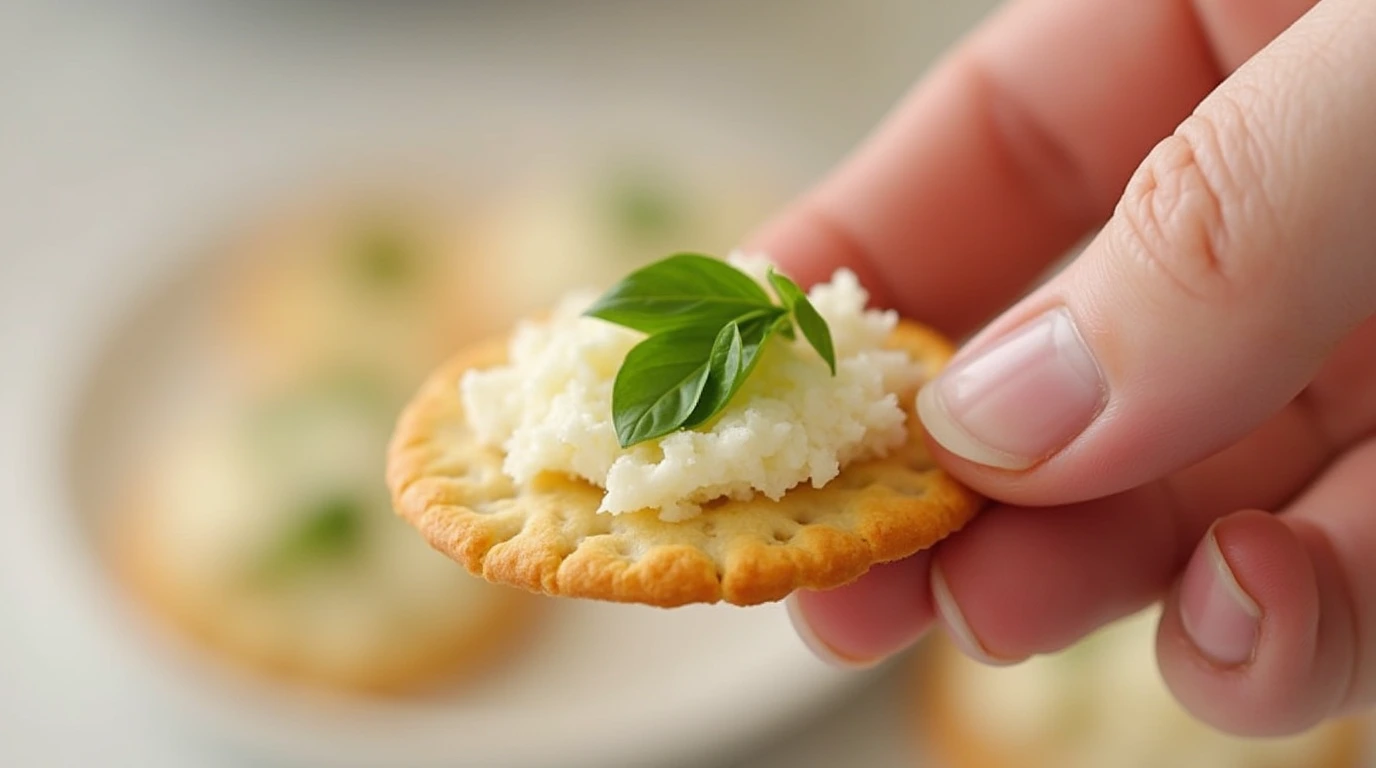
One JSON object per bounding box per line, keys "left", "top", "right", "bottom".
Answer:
{"left": 0, "top": 1, "right": 1368, "bottom": 766}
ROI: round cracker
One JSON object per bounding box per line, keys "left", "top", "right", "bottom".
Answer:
{"left": 387, "top": 320, "right": 983, "bottom": 607}
{"left": 109, "top": 442, "right": 538, "bottom": 696}
{"left": 109, "top": 495, "right": 538, "bottom": 696}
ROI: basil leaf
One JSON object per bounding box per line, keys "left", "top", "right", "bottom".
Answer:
{"left": 766, "top": 267, "right": 804, "bottom": 309}
{"left": 684, "top": 309, "right": 784, "bottom": 428}
{"left": 791, "top": 296, "right": 836, "bottom": 374}
{"left": 612, "top": 325, "right": 719, "bottom": 447}
{"left": 767, "top": 268, "right": 836, "bottom": 375}
{"left": 585, "top": 253, "right": 774, "bottom": 335}
{"left": 600, "top": 254, "right": 841, "bottom": 445}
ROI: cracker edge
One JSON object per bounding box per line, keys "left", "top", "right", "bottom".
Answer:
{"left": 387, "top": 320, "right": 984, "bottom": 607}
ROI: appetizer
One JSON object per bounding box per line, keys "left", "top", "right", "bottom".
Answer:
{"left": 388, "top": 253, "right": 982, "bottom": 607}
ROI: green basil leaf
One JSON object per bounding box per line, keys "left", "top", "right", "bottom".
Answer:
{"left": 612, "top": 325, "right": 718, "bottom": 446}
{"left": 585, "top": 253, "right": 774, "bottom": 335}
{"left": 791, "top": 296, "right": 836, "bottom": 374}
{"left": 766, "top": 267, "right": 804, "bottom": 309}
{"left": 602, "top": 254, "right": 840, "bottom": 445}
{"left": 767, "top": 267, "right": 836, "bottom": 375}
{"left": 691, "top": 322, "right": 744, "bottom": 424}
{"left": 684, "top": 308, "right": 784, "bottom": 428}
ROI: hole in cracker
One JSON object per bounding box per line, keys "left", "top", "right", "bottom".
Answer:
{"left": 885, "top": 471, "right": 932, "bottom": 497}
{"left": 792, "top": 505, "right": 824, "bottom": 526}
{"left": 827, "top": 471, "right": 875, "bottom": 491}
{"left": 771, "top": 525, "right": 797, "bottom": 545}
{"left": 901, "top": 449, "right": 936, "bottom": 472}
{"left": 608, "top": 535, "right": 648, "bottom": 562}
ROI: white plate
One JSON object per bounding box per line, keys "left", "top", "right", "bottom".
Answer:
{"left": 63, "top": 244, "right": 873, "bottom": 768}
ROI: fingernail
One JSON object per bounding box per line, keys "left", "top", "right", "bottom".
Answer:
{"left": 785, "top": 593, "right": 878, "bottom": 670}
{"left": 1180, "top": 530, "right": 1261, "bottom": 667}
{"left": 917, "top": 307, "right": 1106, "bottom": 470}
{"left": 930, "top": 564, "right": 1020, "bottom": 667}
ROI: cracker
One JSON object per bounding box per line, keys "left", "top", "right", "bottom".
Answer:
{"left": 387, "top": 320, "right": 983, "bottom": 607}
{"left": 110, "top": 457, "right": 538, "bottom": 696}
{"left": 111, "top": 505, "right": 537, "bottom": 695}
{"left": 910, "top": 626, "right": 1367, "bottom": 768}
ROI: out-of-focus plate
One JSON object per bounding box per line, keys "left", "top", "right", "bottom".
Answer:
{"left": 41, "top": 124, "right": 874, "bottom": 768}
{"left": 0, "top": 2, "right": 1016, "bottom": 764}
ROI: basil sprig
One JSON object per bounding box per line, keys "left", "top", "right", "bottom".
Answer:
{"left": 585, "top": 254, "right": 836, "bottom": 447}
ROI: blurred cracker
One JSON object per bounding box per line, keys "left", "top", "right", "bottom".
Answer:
{"left": 909, "top": 628, "right": 1368, "bottom": 768}
{"left": 213, "top": 189, "right": 497, "bottom": 393}
{"left": 387, "top": 320, "right": 983, "bottom": 607}
{"left": 109, "top": 478, "right": 538, "bottom": 697}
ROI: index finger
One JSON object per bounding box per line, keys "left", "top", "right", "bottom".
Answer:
{"left": 750, "top": 0, "right": 1230, "bottom": 337}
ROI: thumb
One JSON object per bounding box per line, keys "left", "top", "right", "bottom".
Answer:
{"left": 917, "top": 0, "right": 1376, "bottom": 505}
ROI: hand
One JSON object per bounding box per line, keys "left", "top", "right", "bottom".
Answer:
{"left": 756, "top": 0, "right": 1376, "bottom": 737}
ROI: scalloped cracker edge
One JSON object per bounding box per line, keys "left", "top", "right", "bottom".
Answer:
{"left": 387, "top": 320, "right": 983, "bottom": 607}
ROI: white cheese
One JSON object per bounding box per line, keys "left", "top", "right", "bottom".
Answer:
{"left": 460, "top": 255, "right": 925, "bottom": 521}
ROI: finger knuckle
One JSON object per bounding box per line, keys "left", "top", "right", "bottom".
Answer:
{"left": 1112, "top": 104, "right": 1272, "bottom": 304}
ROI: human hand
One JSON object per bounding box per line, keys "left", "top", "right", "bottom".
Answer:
{"left": 755, "top": 0, "right": 1376, "bottom": 737}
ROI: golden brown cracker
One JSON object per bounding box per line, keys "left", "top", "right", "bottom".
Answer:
{"left": 388, "top": 321, "right": 983, "bottom": 607}
{"left": 109, "top": 486, "right": 538, "bottom": 696}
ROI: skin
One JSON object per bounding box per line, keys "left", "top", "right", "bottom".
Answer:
{"left": 758, "top": 0, "right": 1376, "bottom": 737}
